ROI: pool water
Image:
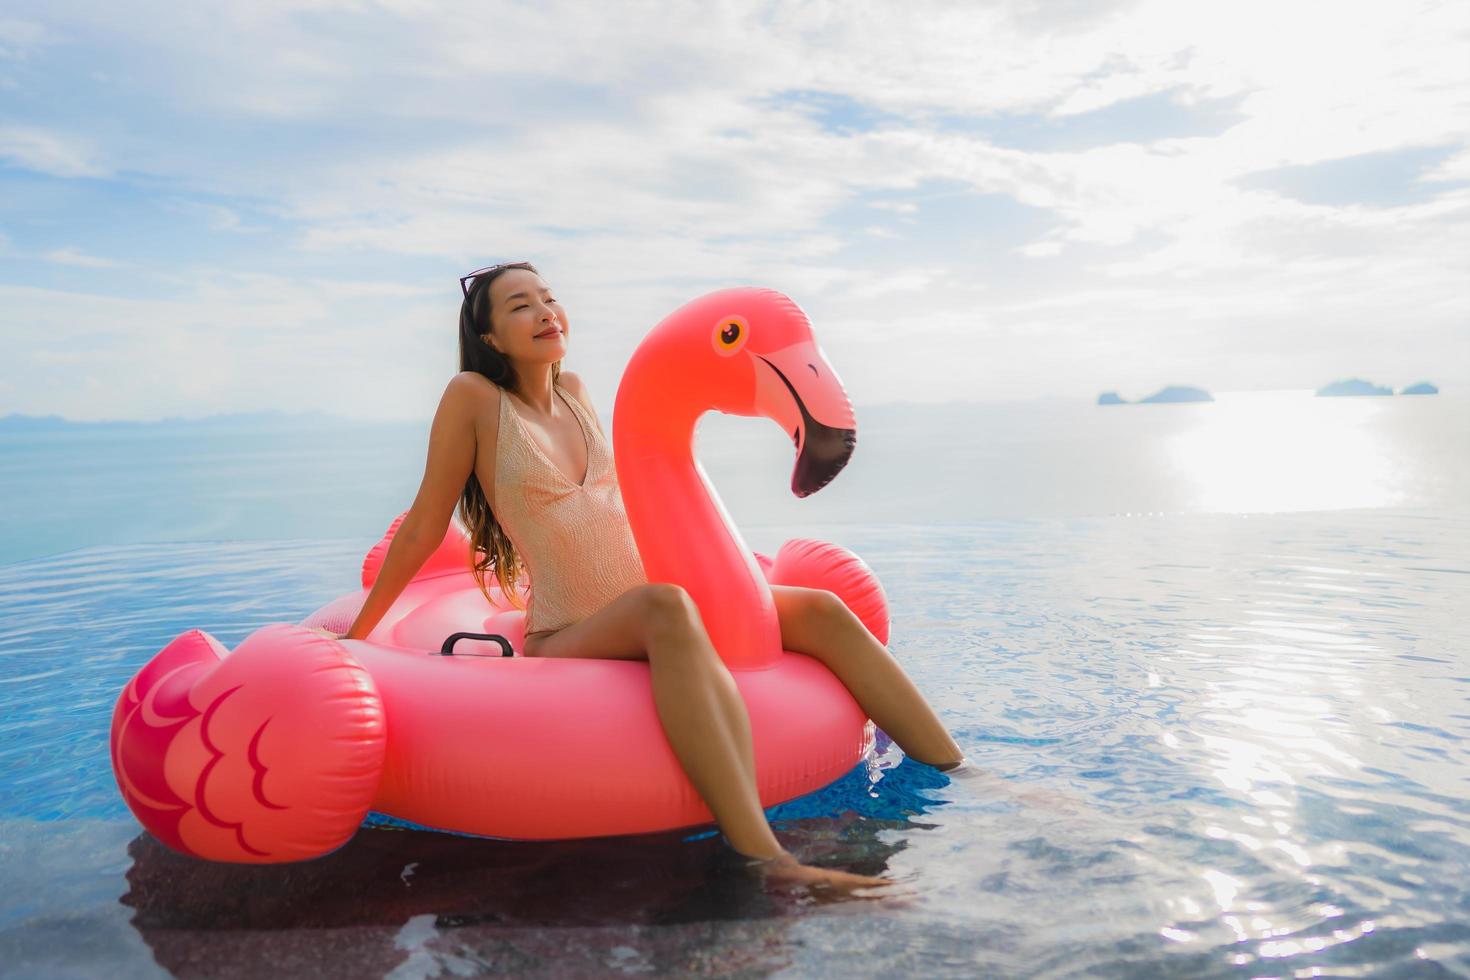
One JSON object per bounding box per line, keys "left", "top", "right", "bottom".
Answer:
{"left": 3, "top": 508, "right": 1468, "bottom": 977}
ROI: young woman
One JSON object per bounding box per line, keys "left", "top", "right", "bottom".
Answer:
{"left": 322, "top": 262, "right": 967, "bottom": 896}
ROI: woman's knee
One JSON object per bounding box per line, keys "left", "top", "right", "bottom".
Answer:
{"left": 777, "top": 587, "right": 849, "bottom": 652}
{"left": 639, "top": 583, "right": 704, "bottom": 641}
{"left": 795, "top": 587, "right": 846, "bottom": 626}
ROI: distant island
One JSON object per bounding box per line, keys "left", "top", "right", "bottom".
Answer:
{"left": 1099, "top": 380, "right": 1442, "bottom": 404}
{"left": 1098, "top": 386, "right": 1213, "bottom": 405}
{"left": 0, "top": 410, "right": 349, "bottom": 432}
{"left": 1316, "top": 378, "right": 1393, "bottom": 397}
{"left": 1139, "top": 386, "right": 1213, "bottom": 404}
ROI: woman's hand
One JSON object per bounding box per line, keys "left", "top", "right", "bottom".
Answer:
{"left": 306, "top": 626, "right": 344, "bottom": 640}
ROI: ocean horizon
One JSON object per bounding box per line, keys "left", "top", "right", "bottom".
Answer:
{"left": 2, "top": 388, "right": 1464, "bottom": 566}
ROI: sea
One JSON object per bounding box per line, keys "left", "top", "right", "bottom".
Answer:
{"left": 1, "top": 388, "right": 1467, "bottom": 978}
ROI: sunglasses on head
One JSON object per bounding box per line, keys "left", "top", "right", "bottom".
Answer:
{"left": 459, "top": 262, "right": 533, "bottom": 297}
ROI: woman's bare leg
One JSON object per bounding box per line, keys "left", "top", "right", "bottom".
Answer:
{"left": 772, "top": 589, "right": 1099, "bottom": 815}
{"left": 522, "top": 584, "right": 896, "bottom": 893}
{"left": 771, "top": 586, "right": 965, "bottom": 769}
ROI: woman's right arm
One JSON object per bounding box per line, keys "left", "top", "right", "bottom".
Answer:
{"left": 340, "top": 373, "right": 493, "bottom": 640}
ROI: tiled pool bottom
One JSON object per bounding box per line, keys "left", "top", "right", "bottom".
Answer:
{"left": 3, "top": 511, "right": 1469, "bottom": 977}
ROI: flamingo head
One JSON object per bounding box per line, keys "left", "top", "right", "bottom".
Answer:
{"left": 661, "top": 287, "right": 857, "bottom": 497}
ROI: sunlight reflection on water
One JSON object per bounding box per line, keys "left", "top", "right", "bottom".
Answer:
{"left": 1167, "top": 390, "right": 1405, "bottom": 512}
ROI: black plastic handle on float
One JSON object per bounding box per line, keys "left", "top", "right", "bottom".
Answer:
{"left": 438, "top": 632, "right": 515, "bottom": 657}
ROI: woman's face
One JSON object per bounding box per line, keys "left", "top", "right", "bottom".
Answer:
{"left": 484, "top": 269, "right": 569, "bottom": 363}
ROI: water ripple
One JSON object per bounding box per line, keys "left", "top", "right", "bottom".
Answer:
{"left": 3, "top": 510, "right": 1469, "bottom": 976}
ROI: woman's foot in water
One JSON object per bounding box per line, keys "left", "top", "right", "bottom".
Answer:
{"left": 936, "top": 755, "right": 989, "bottom": 781}
{"left": 933, "top": 756, "right": 1088, "bottom": 813}
{"left": 735, "top": 846, "right": 903, "bottom": 898}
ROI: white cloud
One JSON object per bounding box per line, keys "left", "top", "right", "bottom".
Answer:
{"left": 0, "top": 277, "right": 448, "bottom": 420}
{"left": 1, "top": 0, "right": 1466, "bottom": 418}
{"left": 41, "top": 247, "right": 121, "bottom": 268}
{"left": 0, "top": 18, "right": 47, "bottom": 56}
{"left": 1422, "top": 146, "right": 1470, "bottom": 184}
{"left": 161, "top": 199, "right": 267, "bottom": 234}
{"left": 0, "top": 125, "right": 106, "bottom": 177}
{"left": 1018, "top": 239, "right": 1065, "bottom": 258}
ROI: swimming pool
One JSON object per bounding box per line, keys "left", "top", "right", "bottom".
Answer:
{"left": 3, "top": 509, "right": 1467, "bottom": 977}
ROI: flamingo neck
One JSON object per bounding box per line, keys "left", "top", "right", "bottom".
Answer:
{"left": 614, "top": 372, "right": 780, "bottom": 671}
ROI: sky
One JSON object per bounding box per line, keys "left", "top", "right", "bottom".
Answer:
{"left": 2, "top": 0, "right": 1467, "bottom": 422}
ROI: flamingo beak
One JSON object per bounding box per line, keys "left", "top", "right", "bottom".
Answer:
{"left": 752, "top": 342, "right": 858, "bottom": 497}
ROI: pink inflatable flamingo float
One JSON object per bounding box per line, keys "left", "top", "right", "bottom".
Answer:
{"left": 110, "top": 287, "right": 891, "bottom": 863}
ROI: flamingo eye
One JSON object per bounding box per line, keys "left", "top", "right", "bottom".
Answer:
{"left": 713, "top": 315, "right": 748, "bottom": 356}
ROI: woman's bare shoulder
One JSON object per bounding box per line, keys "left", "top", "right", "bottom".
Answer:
{"left": 442, "top": 372, "right": 504, "bottom": 439}
{"left": 558, "top": 370, "right": 598, "bottom": 416}
{"left": 559, "top": 370, "right": 607, "bottom": 430}
{"left": 448, "top": 370, "right": 501, "bottom": 398}
{"left": 446, "top": 371, "right": 504, "bottom": 408}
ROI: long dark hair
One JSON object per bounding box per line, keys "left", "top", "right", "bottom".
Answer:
{"left": 456, "top": 261, "right": 561, "bottom": 610}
